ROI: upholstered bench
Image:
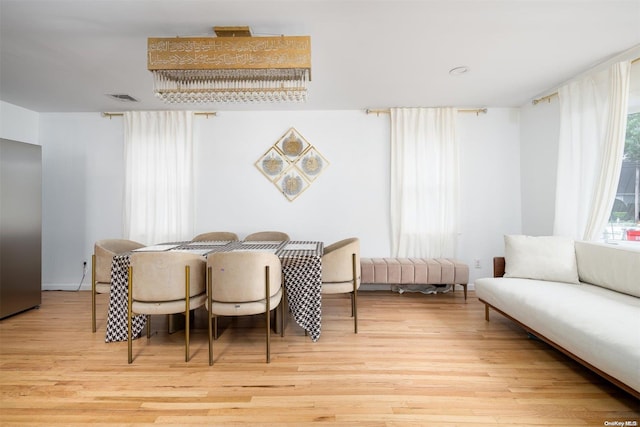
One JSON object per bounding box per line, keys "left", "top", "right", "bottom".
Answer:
{"left": 360, "top": 258, "right": 470, "bottom": 300}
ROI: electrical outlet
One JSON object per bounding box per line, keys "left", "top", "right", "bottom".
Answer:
{"left": 473, "top": 259, "right": 481, "bottom": 269}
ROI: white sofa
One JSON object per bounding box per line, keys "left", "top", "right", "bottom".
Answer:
{"left": 475, "top": 236, "right": 640, "bottom": 398}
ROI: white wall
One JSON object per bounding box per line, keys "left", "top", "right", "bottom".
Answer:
{"left": 39, "top": 113, "right": 125, "bottom": 288}
{"left": 31, "top": 108, "right": 522, "bottom": 289}
{"left": 519, "top": 99, "right": 561, "bottom": 236}
{"left": 0, "top": 101, "right": 39, "bottom": 144}
{"left": 194, "top": 110, "right": 391, "bottom": 256}
{"left": 458, "top": 109, "right": 522, "bottom": 279}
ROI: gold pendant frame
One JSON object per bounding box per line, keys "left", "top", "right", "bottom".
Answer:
{"left": 255, "top": 128, "right": 329, "bottom": 201}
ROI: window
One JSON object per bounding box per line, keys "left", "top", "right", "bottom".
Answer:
{"left": 605, "top": 62, "right": 640, "bottom": 243}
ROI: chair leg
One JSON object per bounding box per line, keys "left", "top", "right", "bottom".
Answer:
{"left": 353, "top": 291, "right": 358, "bottom": 334}
{"left": 91, "top": 254, "right": 96, "bottom": 333}
{"left": 352, "top": 253, "right": 358, "bottom": 334}
{"left": 185, "top": 310, "right": 190, "bottom": 363}
{"left": 128, "top": 315, "right": 133, "bottom": 364}
{"left": 146, "top": 315, "right": 151, "bottom": 338}
{"left": 266, "top": 309, "right": 271, "bottom": 363}
{"left": 127, "top": 266, "right": 133, "bottom": 364}
{"left": 208, "top": 316, "right": 213, "bottom": 366}
{"left": 207, "top": 266, "right": 214, "bottom": 366}
{"left": 184, "top": 265, "right": 191, "bottom": 363}
{"left": 265, "top": 265, "right": 271, "bottom": 364}
{"left": 280, "top": 293, "right": 285, "bottom": 338}
{"left": 350, "top": 293, "right": 355, "bottom": 317}
{"left": 185, "top": 316, "right": 190, "bottom": 363}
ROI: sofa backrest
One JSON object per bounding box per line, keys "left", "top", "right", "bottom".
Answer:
{"left": 575, "top": 241, "right": 640, "bottom": 298}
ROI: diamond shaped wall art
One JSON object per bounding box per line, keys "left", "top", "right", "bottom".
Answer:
{"left": 255, "top": 128, "right": 329, "bottom": 201}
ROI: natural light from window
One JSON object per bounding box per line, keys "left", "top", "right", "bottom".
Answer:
{"left": 604, "top": 62, "right": 640, "bottom": 245}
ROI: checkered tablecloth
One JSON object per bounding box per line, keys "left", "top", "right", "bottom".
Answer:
{"left": 105, "top": 240, "right": 324, "bottom": 343}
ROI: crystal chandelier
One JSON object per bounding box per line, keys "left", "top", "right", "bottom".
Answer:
{"left": 147, "top": 27, "right": 311, "bottom": 104}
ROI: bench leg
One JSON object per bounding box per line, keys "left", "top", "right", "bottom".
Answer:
{"left": 484, "top": 304, "right": 489, "bottom": 321}
{"left": 452, "top": 283, "right": 468, "bottom": 301}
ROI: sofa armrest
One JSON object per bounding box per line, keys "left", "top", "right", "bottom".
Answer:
{"left": 493, "top": 257, "right": 505, "bottom": 278}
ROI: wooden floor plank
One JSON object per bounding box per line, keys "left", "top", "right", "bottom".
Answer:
{"left": 0, "top": 290, "right": 638, "bottom": 425}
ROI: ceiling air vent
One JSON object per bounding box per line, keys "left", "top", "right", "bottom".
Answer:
{"left": 107, "top": 94, "right": 139, "bottom": 102}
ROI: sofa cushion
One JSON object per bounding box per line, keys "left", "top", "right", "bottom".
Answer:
{"left": 475, "top": 276, "right": 640, "bottom": 394}
{"left": 575, "top": 241, "right": 640, "bottom": 298}
{"left": 503, "top": 235, "right": 579, "bottom": 284}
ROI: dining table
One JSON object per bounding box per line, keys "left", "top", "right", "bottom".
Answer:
{"left": 104, "top": 240, "right": 324, "bottom": 343}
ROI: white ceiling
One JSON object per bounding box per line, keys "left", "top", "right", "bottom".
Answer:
{"left": 1, "top": 0, "right": 639, "bottom": 113}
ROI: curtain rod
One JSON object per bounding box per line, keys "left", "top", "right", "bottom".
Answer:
{"left": 365, "top": 108, "right": 488, "bottom": 117}
{"left": 101, "top": 112, "right": 217, "bottom": 119}
{"left": 532, "top": 56, "right": 640, "bottom": 105}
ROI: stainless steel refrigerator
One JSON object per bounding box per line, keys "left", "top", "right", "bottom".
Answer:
{"left": 0, "top": 138, "right": 42, "bottom": 319}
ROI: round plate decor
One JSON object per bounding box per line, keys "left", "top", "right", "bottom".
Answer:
{"left": 282, "top": 174, "right": 303, "bottom": 196}
{"left": 256, "top": 127, "right": 327, "bottom": 201}
{"left": 262, "top": 155, "right": 283, "bottom": 176}
{"left": 282, "top": 133, "right": 303, "bottom": 156}
{"left": 302, "top": 154, "right": 322, "bottom": 175}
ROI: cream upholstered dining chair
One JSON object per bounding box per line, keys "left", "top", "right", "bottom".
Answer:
{"left": 321, "top": 237, "right": 361, "bottom": 333}
{"left": 206, "top": 251, "right": 284, "bottom": 365}
{"left": 92, "top": 239, "right": 145, "bottom": 332}
{"left": 127, "top": 252, "right": 207, "bottom": 364}
{"left": 192, "top": 231, "right": 238, "bottom": 242}
{"left": 244, "top": 231, "right": 290, "bottom": 241}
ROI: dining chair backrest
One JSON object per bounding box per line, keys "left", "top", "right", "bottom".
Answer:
{"left": 94, "top": 239, "right": 145, "bottom": 283}
{"left": 92, "top": 238, "right": 145, "bottom": 333}
{"left": 207, "top": 251, "right": 282, "bottom": 302}
{"left": 321, "top": 237, "right": 361, "bottom": 333}
{"left": 244, "top": 231, "right": 290, "bottom": 241}
{"left": 322, "top": 237, "right": 361, "bottom": 285}
{"left": 205, "top": 251, "right": 283, "bottom": 365}
{"left": 127, "top": 251, "right": 207, "bottom": 364}
{"left": 130, "top": 252, "right": 206, "bottom": 302}
{"left": 192, "top": 231, "right": 239, "bottom": 242}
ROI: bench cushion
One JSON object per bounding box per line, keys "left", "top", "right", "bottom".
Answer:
{"left": 361, "top": 257, "right": 468, "bottom": 285}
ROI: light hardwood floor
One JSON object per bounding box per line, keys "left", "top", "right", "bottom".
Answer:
{"left": 1, "top": 290, "right": 638, "bottom": 426}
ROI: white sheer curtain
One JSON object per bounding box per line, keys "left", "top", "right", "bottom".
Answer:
{"left": 390, "top": 107, "right": 459, "bottom": 258}
{"left": 553, "top": 61, "right": 631, "bottom": 240}
{"left": 123, "top": 111, "right": 194, "bottom": 245}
